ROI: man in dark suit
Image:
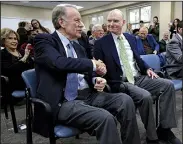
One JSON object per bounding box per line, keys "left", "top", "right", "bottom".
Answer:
{"left": 166, "top": 20, "right": 183, "bottom": 79}
{"left": 136, "top": 27, "right": 160, "bottom": 55}
{"left": 33, "top": 5, "right": 141, "bottom": 144}
{"left": 94, "top": 9, "right": 181, "bottom": 144}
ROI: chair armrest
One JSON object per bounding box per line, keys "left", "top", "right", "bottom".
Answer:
{"left": 162, "top": 64, "right": 180, "bottom": 70}
{"left": 30, "top": 98, "right": 52, "bottom": 114}
{"left": 104, "top": 84, "right": 111, "bottom": 92}
{"left": 154, "top": 70, "right": 166, "bottom": 78}
{"left": 1, "top": 75, "right": 9, "bottom": 84}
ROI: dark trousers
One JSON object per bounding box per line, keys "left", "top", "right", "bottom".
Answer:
{"left": 119, "top": 75, "right": 177, "bottom": 140}
{"left": 57, "top": 89, "right": 141, "bottom": 144}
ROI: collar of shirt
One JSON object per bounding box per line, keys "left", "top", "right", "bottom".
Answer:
{"left": 111, "top": 32, "right": 126, "bottom": 41}
{"left": 177, "top": 33, "right": 182, "bottom": 40}
{"left": 56, "top": 30, "right": 71, "bottom": 56}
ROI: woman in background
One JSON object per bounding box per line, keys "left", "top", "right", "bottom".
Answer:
{"left": 31, "top": 19, "right": 50, "bottom": 34}
{"left": 169, "top": 18, "right": 180, "bottom": 39}
{"left": 1, "top": 28, "right": 34, "bottom": 93}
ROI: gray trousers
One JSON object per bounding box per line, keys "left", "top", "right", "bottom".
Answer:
{"left": 58, "top": 89, "right": 141, "bottom": 144}
{"left": 119, "top": 75, "right": 177, "bottom": 140}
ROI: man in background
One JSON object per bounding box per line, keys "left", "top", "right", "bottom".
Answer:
{"left": 166, "top": 20, "right": 183, "bottom": 79}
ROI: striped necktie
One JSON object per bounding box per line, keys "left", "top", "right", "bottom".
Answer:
{"left": 64, "top": 42, "right": 78, "bottom": 101}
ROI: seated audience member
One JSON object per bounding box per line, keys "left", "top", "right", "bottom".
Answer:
{"left": 102, "top": 23, "right": 109, "bottom": 35}
{"left": 89, "top": 24, "right": 104, "bottom": 45}
{"left": 87, "top": 23, "right": 94, "bottom": 38}
{"left": 89, "top": 24, "right": 104, "bottom": 56}
{"left": 136, "top": 26, "right": 159, "bottom": 55}
{"left": 19, "top": 30, "right": 39, "bottom": 58}
{"left": 149, "top": 16, "right": 159, "bottom": 42}
{"left": 126, "top": 23, "right": 133, "bottom": 34}
{"left": 159, "top": 31, "right": 169, "bottom": 53}
{"left": 33, "top": 5, "right": 141, "bottom": 144}
{"left": 169, "top": 18, "right": 180, "bottom": 39}
{"left": 1, "top": 28, "right": 34, "bottom": 93}
{"left": 166, "top": 20, "right": 183, "bottom": 79}
{"left": 94, "top": 9, "right": 181, "bottom": 144}
{"left": 17, "top": 21, "right": 33, "bottom": 47}
{"left": 31, "top": 19, "right": 51, "bottom": 34}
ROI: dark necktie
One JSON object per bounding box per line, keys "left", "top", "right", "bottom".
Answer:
{"left": 64, "top": 42, "right": 78, "bottom": 101}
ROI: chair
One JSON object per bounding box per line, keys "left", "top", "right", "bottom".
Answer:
{"left": 140, "top": 54, "right": 182, "bottom": 127}
{"left": 21, "top": 69, "right": 81, "bottom": 144}
{"left": 1, "top": 75, "right": 25, "bottom": 133}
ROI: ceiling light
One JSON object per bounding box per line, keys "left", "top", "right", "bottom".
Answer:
{"left": 57, "top": 3, "right": 83, "bottom": 9}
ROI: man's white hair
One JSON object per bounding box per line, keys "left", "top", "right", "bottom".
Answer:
{"left": 92, "top": 24, "right": 103, "bottom": 32}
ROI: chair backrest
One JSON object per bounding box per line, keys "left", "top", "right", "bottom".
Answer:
{"left": 21, "top": 69, "right": 37, "bottom": 98}
{"left": 140, "top": 54, "right": 161, "bottom": 70}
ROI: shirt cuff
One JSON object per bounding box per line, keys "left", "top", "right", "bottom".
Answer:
{"left": 92, "top": 77, "right": 97, "bottom": 85}
{"left": 92, "top": 60, "right": 96, "bottom": 71}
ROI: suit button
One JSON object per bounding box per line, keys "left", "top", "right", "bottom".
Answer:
{"left": 58, "top": 103, "right": 61, "bottom": 107}
{"left": 120, "top": 75, "right": 122, "bottom": 77}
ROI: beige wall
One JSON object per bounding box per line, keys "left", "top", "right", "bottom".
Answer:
{"left": 1, "top": 4, "right": 52, "bottom": 20}
{"left": 173, "top": 2, "right": 182, "bottom": 20}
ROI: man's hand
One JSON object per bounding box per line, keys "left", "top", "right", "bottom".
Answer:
{"left": 153, "top": 50, "right": 157, "bottom": 55}
{"left": 92, "top": 59, "right": 107, "bottom": 76}
{"left": 147, "top": 69, "right": 159, "bottom": 79}
{"left": 94, "top": 77, "right": 107, "bottom": 92}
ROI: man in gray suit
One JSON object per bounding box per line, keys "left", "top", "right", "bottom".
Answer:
{"left": 166, "top": 20, "right": 182, "bottom": 79}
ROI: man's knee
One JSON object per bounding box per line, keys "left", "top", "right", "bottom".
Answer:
{"left": 117, "top": 93, "right": 136, "bottom": 112}
{"left": 97, "top": 109, "right": 117, "bottom": 124}
{"left": 141, "top": 91, "right": 153, "bottom": 103}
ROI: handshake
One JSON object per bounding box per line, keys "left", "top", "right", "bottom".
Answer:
{"left": 92, "top": 58, "right": 107, "bottom": 76}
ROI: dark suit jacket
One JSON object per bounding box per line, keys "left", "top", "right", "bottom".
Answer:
{"left": 135, "top": 34, "right": 160, "bottom": 55}
{"left": 33, "top": 31, "right": 94, "bottom": 137}
{"left": 166, "top": 33, "right": 182, "bottom": 78}
{"left": 1, "top": 48, "right": 34, "bottom": 92}
{"left": 94, "top": 32, "right": 150, "bottom": 92}
{"left": 159, "top": 39, "right": 167, "bottom": 53}
{"left": 78, "top": 32, "right": 93, "bottom": 59}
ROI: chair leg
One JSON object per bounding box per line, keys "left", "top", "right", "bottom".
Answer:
{"left": 49, "top": 137, "right": 56, "bottom": 144}
{"left": 155, "top": 99, "right": 159, "bottom": 128}
{"left": 4, "top": 103, "right": 9, "bottom": 119}
{"left": 9, "top": 103, "right": 18, "bottom": 133}
{"left": 75, "top": 134, "right": 80, "bottom": 139}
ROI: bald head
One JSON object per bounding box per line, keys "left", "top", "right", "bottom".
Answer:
{"left": 108, "top": 9, "right": 124, "bottom": 19}
{"left": 107, "top": 9, "right": 125, "bottom": 35}
{"left": 139, "top": 26, "right": 148, "bottom": 33}
{"left": 139, "top": 26, "right": 148, "bottom": 39}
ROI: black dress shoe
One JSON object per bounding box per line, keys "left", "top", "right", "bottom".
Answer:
{"left": 157, "top": 127, "right": 182, "bottom": 144}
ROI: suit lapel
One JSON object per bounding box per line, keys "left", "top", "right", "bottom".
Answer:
{"left": 72, "top": 41, "right": 85, "bottom": 58}
{"left": 52, "top": 31, "right": 67, "bottom": 56}
{"left": 108, "top": 33, "right": 121, "bottom": 69}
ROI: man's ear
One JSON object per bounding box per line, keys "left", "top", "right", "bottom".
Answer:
{"left": 58, "top": 18, "right": 66, "bottom": 28}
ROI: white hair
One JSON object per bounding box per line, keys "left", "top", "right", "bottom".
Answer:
{"left": 92, "top": 24, "right": 103, "bottom": 32}
{"left": 108, "top": 9, "right": 124, "bottom": 19}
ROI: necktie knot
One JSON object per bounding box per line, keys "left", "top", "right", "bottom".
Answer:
{"left": 118, "top": 36, "right": 123, "bottom": 40}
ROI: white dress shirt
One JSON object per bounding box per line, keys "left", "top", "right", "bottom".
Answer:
{"left": 111, "top": 33, "right": 139, "bottom": 77}
{"left": 56, "top": 30, "right": 90, "bottom": 90}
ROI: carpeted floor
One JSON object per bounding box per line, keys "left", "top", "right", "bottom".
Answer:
{"left": 1, "top": 91, "right": 182, "bottom": 144}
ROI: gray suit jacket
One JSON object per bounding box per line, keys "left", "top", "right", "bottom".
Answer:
{"left": 166, "top": 33, "right": 182, "bottom": 78}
